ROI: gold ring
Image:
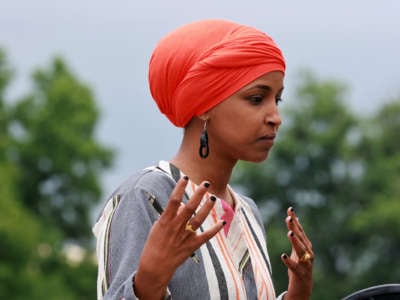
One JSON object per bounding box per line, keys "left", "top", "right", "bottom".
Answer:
{"left": 300, "top": 252, "right": 312, "bottom": 262}
{"left": 185, "top": 222, "right": 196, "bottom": 233}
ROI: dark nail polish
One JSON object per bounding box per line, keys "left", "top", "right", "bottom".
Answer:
{"left": 290, "top": 207, "right": 295, "bottom": 212}
{"left": 222, "top": 220, "right": 227, "bottom": 226}
{"left": 290, "top": 231, "right": 294, "bottom": 237}
{"left": 183, "top": 175, "right": 189, "bottom": 181}
{"left": 204, "top": 182, "right": 210, "bottom": 188}
{"left": 289, "top": 217, "right": 293, "bottom": 223}
{"left": 210, "top": 195, "right": 216, "bottom": 202}
{"left": 282, "top": 254, "right": 288, "bottom": 259}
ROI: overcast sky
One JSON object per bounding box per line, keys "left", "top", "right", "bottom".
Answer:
{"left": 1, "top": 0, "right": 400, "bottom": 199}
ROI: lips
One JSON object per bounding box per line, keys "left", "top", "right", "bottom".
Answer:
{"left": 258, "top": 133, "right": 276, "bottom": 141}
{"left": 256, "top": 134, "right": 276, "bottom": 149}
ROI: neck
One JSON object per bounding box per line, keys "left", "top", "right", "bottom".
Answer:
{"left": 170, "top": 139, "right": 236, "bottom": 205}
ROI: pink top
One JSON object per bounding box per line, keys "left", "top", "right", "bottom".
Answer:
{"left": 220, "top": 199, "right": 235, "bottom": 235}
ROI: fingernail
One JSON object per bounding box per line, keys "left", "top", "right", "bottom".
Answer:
{"left": 183, "top": 175, "right": 189, "bottom": 181}
{"left": 289, "top": 217, "right": 293, "bottom": 223}
{"left": 204, "top": 182, "right": 210, "bottom": 188}
{"left": 282, "top": 254, "right": 288, "bottom": 259}
{"left": 290, "top": 231, "right": 294, "bottom": 237}
{"left": 210, "top": 195, "right": 216, "bottom": 202}
{"left": 290, "top": 207, "right": 295, "bottom": 212}
{"left": 222, "top": 220, "right": 227, "bottom": 226}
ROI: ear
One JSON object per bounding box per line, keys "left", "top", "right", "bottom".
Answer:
{"left": 198, "top": 111, "right": 210, "bottom": 121}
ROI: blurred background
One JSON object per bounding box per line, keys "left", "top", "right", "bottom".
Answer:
{"left": 1, "top": 0, "right": 399, "bottom": 299}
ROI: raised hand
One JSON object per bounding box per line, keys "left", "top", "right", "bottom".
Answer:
{"left": 281, "top": 207, "right": 313, "bottom": 300}
{"left": 134, "top": 177, "right": 225, "bottom": 300}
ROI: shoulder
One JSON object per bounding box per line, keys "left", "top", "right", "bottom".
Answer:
{"left": 112, "top": 166, "right": 176, "bottom": 199}
{"left": 95, "top": 165, "right": 177, "bottom": 220}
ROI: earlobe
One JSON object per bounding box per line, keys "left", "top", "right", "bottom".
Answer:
{"left": 198, "top": 112, "right": 210, "bottom": 121}
{"left": 199, "top": 119, "right": 209, "bottom": 159}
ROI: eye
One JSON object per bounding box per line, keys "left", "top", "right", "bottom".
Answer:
{"left": 275, "top": 96, "right": 283, "bottom": 105}
{"left": 246, "top": 95, "right": 264, "bottom": 105}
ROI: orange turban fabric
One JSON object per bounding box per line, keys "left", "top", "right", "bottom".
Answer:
{"left": 149, "top": 19, "right": 286, "bottom": 127}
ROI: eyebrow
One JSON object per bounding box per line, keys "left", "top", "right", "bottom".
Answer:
{"left": 245, "top": 84, "right": 284, "bottom": 93}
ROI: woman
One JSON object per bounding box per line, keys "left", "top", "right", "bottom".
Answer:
{"left": 94, "top": 19, "right": 313, "bottom": 300}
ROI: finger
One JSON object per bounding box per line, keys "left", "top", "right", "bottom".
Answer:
{"left": 286, "top": 216, "right": 308, "bottom": 248}
{"left": 188, "top": 195, "right": 217, "bottom": 230}
{"left": 178, "top": 181, "right": 210, "bottom": 223}
{"left": 287, "top": 207, "right": 303, "bottom": 231}
{"left": 287, "top": 207, "right": 312, "bottom": 250}
{"left": 163, "top": 176, "right": 189, "bottom": 219}
{"left": 196, "top": 220, "right": 226, "bottom": 246}
{"left": 299, "top": 251, "right": 314, "bottom": 264}
{"left": 281, "top": 253, "right": 297, "bottom": 271}
{"left": 288, "top": 230, "right": 307, "bottom": 259}
{"left": 295, "top": 221, "right": 313, "bottom": 250}
{"left": 287, "top": 207, "right": 308, "bottom": 241}
{"left": 288, "top": 230, "right": 314, "bottom": 264}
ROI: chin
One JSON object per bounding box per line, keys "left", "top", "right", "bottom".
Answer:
{"left": 242, "top": 152, "right": 270, "bottom": 163}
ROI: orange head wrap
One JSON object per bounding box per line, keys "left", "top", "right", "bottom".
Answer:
{"left": 149, "top": 19, "right": 286, "bottom": 127}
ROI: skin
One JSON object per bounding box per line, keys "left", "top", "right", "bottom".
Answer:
{"left": 134, "top": 71, "right": 313, "bottom": 300}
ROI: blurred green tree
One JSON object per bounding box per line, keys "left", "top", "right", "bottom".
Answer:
{"left": 348, "top": 101, "right": 400, "bottom": 288}
{"left": 232, "top": 71, "right": 400, "bottom": 299}
{"left": 0, "top": 48, "right": 113, "bottom": 299}
{"left": 11, "top": 57, "right": 113, "bottom": 244}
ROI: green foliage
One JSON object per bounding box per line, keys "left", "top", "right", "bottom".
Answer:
{"left": 11, "top": 57, "right": 113, "bottom": 243}
{"left": 232, "top": 71, "right": 400, "bottom": 299}
{"left": 0, "top": 48, "right": 112, "bottom": 299}
{"left": 0, "top": 49, "right": 13, "bottom": 161}
{"left": 0, "top": 48, "right": 13, "bottom": 96}
{"left": 347, "top": 101, "right": 400, "bottom": 287}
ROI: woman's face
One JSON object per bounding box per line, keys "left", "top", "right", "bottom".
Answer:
{"left": 207, "top": 71, "right": 284, "bottom": 163}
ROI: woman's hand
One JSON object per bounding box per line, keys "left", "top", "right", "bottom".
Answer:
{"left": 281, "top": 207, "right": 313, "bottom": 300}
{"left": 134, "top": 176, "right": 224, "bottom": 300}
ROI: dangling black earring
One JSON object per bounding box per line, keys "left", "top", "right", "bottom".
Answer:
{"left": 199, "top": 120, "right": 209, "bottom": 159}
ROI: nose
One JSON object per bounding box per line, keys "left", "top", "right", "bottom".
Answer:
{"left": 264, "top": 103, "right": 282, "bottom": 132}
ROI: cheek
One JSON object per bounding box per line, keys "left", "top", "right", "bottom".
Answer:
{"left": 227, "top": 107, "right": 255, "bottom": 124}
{"left": 214, "top": 115, "right": 258, "bottom": 142}
{"left": 210, "top": 103, "right": 263, "bottom": 140}
{"left": 231, "top": 111, "right": 263, "bottom": 131}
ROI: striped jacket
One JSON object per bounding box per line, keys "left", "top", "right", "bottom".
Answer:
{"left": 93, "top": 161, "right": 286, "bottom": 299}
